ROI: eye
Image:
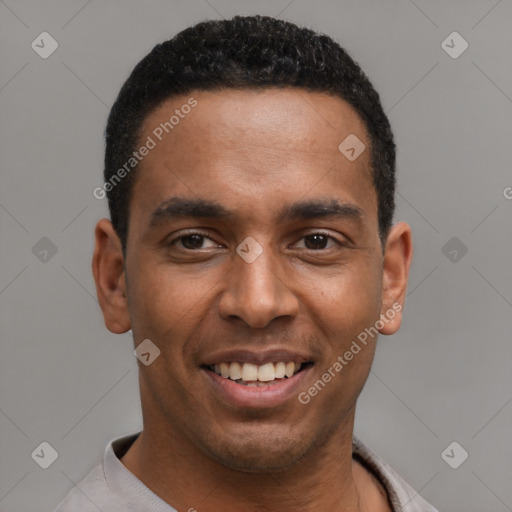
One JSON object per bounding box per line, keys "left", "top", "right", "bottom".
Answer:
{"left": 293, "top": 232, "right": 341, "bottom": 250}
{"left": 169, "top": 231, "right": 221, "bottom": 250}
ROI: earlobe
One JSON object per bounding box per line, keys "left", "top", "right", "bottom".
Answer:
{"left": 92, "top": 219, "right": 131, "bottom": 334}
{"left": 378, "top": 222, "right": 413, "bottom": 335}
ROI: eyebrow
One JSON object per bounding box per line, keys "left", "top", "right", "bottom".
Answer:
{"left": 150, "top": 197, "right": 235, "bottom": 226}
{"left": 149, "top": 196, "right": 364, "bottom": 227}
{"left": 277, "top": 198, "right": 363, "bottom": 223}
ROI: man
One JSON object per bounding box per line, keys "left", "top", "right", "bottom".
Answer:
{"left": 55, "top": 15, "right": 437, "bottom": 512}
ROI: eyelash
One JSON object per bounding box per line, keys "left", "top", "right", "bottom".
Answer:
{"left": 167, "top": 230, "right": 343, "bottom": 251}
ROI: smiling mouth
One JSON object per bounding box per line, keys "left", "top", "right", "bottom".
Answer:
{"left": 205, "top": 361, "right": 313, "bottom": 387}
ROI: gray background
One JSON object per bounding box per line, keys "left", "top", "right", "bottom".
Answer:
{"left": 0, "top": 0, "right": 511, "bottom": 511}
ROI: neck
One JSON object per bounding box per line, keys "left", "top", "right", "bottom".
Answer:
{"left": 121, "top": 414, "right": 391, "bottom": 512}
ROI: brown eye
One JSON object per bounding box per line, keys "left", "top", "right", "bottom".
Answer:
{"left": 303, "top": 234, "right": 330, "bottom": 250}
{"left": 294, "top": 233, "right": 339, "bottom": 251}
{"left": 180, "top": 234, "right": 206, "bottom": 249}
{"left": 168, "top": 231, "right": 221, "bottom": 251}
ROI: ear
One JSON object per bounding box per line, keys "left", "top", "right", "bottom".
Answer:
{"left": 378, "top": 221, "right": 413, "bottom": 335}
{"left": 92, "top": 218, "right": 131, "bottom": 334}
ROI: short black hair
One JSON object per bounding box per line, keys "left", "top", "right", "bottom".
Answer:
{"left": 104, "top": 15, "right": 395, "bottom": 253}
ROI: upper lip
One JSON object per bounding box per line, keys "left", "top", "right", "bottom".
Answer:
{"left": 201, "top": 348, "right": 314, "bottom": 366}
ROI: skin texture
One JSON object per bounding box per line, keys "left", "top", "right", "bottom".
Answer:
{"left": 92, "top": 88, "right": 413, "bottom": 512}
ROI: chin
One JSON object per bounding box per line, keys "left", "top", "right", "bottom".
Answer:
{"left": 199, "top": 427, "right": 313, "bottom": 473}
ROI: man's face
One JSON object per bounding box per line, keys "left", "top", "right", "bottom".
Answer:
{"left": 116, "top": 88, "right": 394, "bottom": 471}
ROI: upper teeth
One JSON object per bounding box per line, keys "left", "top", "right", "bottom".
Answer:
{"left": 213, "top": 361, "right": 300, "bottom": 382}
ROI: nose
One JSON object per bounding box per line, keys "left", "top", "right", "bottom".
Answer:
{"left": 217, "top": 245, "right": 299, "bottom": 329}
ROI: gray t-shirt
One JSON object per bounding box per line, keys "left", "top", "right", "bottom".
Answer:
{"left": 53, "top": 431, "right": 438, "bottom": 512}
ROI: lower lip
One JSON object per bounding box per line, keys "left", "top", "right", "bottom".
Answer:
{"left": 202, "top": 366, "right": 313, "bottom": 409}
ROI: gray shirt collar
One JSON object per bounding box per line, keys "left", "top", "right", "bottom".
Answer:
{"left": 103, "top": 431, "right": 438, "bottom": 512}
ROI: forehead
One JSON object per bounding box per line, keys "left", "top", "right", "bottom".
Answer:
{"left": 131, "top": 88, "right": 376, "bottom": 228}
{"left": 142, "top": 87, "right": 369, "bottom": 155}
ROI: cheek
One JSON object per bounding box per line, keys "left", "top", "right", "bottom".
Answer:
{"left": 126, "top": 262, "right": 214, "bottom": 344}
{"left": 306, "top": 263, "right": 382, "bottom": 337}
{"left": 301, "top": 274, "right": 381, "bottom": 416}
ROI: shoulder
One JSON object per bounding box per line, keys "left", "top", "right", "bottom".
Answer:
{"left": 352, "top": 436, "right": 439, "bottom": 512}
{"left": 53, "top": 431, "right": 142, "bottom": 512}
{"left": 53, "top": 463, "right": 130, "bottom": 512}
